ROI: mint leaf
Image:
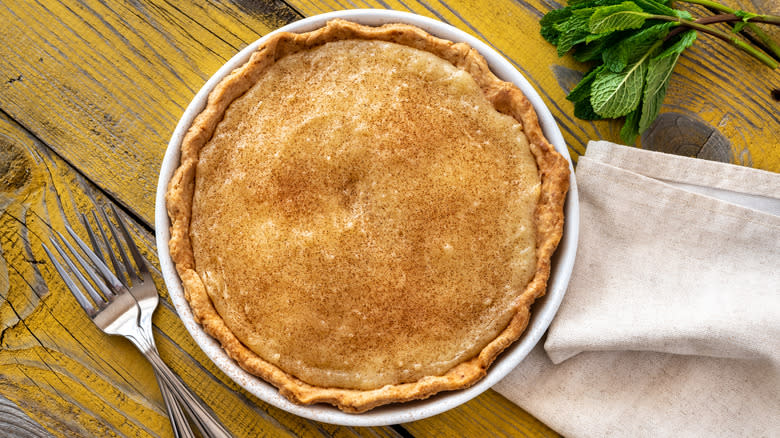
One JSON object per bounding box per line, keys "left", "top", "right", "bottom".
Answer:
{"left": 662, "top": 27, "right": 698, "bottom": 55}
{"left": 602, "top": 22, "right": 675, "bottom": 72}
{"left": 637, "top": 52, "right": 678, "bottom": 133}
{"left": 567, "top": 65, "right": 606, "bottom": 102}
{"left": 541, "top": 8, "right": 574, "bottom": 44}
{"left": 573, "top": 31, "right": 631, "bottom": 61}
{"left": 734, "top": 10, "right": 759, "bottom": 21}
{"left": 555, "top": 8, "right": 598, "bottom": 55}
{"left": 674, "top": 9, "right": 693, "bottom": 20}
{"left": 539, "top": 0, "right": 770, "bottom": 143}
{"left": 585, "top": 31, "right": 613, "bottom": 43}
{"left": 620, "top": 107, "right": 642, "bottom": 143}
{"left": 541, "top": 0, "right": 643, "bottom": 52}
{"left": 637, "top": 30, "right": 697, "bottom": 132}
{"left": 574, "top": 98, "right": 606, "bottom": 120}
{"left": 569, "top": 0, "right": 601, "bottom": 6}
{"left": 632, "top": 0, "right": 690, "bottom": 19}
{"left": 631, "top": 0, "right": 673, "bottom": 14}
{"left": 590, "top": 57, "right": 648, "bottom": 117}
{"left": 541, "top": 7, "right": 574, "bottom": 26}
{"left": 732, "top": 10, "right": 758, "bottom": 33}
{"left": 589, "top": 2, "right": 649, "bottom": 34}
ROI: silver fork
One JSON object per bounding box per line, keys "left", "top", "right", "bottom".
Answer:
{"left": 42, "top": 206, "right": 231, "bottom": 438}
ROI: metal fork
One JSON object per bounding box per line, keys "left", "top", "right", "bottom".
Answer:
{"left": 42, "top": 206, "right": 231, "bottom": 438}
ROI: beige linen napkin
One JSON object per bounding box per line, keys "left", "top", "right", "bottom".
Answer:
{"left": 494, "top": 140, "right": 780, "bottom": 437}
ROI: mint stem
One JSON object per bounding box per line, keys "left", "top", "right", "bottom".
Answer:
{"left": 686, "top": 13, "right": 780, "bottom": 27}
{"left": 677, "top": 0, "right": 748, "bottom": 15}
{"left": 677, "top": 0, "right": 780, "bottom": 58}
{"left": 744, "top": 16, "right": 780, "bottom": 26}
{"left": 648, "top": 14, "right": 779, "bottom": 68}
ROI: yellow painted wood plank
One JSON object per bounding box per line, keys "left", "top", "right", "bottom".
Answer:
{"left": 651, "top": 0, "right": 780, "bottom": 170}
{"left": 0, "top": 394, "right": 54, "bottom": 438}
{"left": 0, "top": 0, "right": 299, "bottom": 226}
{"left": 1, "top": 112, "right": 175, "bottom": 437}
{"left": 0, "top": 111, "right": 400, "bottom": 437}
{"left": 404, "top": 390, "right": 560, "bottom": 438}
{"left": 287, "top": 0, "right": 780, "bottom": 172}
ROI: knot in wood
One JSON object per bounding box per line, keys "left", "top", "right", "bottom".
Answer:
{"left": 641, "top": 113, "right": 732, "bottom": 163}
{"left": 0, "top": 138, "right": 33, "bottom": 195}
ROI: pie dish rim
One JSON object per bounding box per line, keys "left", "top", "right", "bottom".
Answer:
{"left": 155, "top": 9, "right": 580, "bottom": 426}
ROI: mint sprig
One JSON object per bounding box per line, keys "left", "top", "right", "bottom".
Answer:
{"left": 541, "top": 0, "right": 780, "bottom": 143}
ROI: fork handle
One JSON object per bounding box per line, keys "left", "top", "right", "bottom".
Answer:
{"left": 154, "top": 370, "right": 198, "bottom": 438}
{"left": 144, "top": 349, "right": 233, "bottom": 438}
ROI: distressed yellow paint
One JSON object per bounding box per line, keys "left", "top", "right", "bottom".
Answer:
{"left": 404, "top": 390, "right": 560, "bottom": 437}
{"left": 0, "top": 112, "right": 172, "bottom": 437}
{"left": 0, "top": 0, "right": 296, "bottom": 226}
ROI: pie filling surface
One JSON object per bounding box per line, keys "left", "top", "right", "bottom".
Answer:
{"left": 167, "top": 19, "right": 570, "bottom": 412}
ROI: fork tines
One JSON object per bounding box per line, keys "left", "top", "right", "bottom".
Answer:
{"left": 42, "top": 205, "right": 142, "bottom": 316}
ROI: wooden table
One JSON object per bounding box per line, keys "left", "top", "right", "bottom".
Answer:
{"left": 1, "top": 0, "right": 777, "bottom": 437}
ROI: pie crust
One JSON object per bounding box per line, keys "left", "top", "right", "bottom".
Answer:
{"left": 166, "top": 19, "right": 570, "bottom": 413}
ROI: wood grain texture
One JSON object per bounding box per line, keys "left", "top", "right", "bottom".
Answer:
{"left": 0, "top": 110, "right": 401, "bottom": 437}
{"left": 0, "top": 395, "right": 54, "bottom": 438}
{"left": 647, "top": 0, "right": 780, "bottom": 168}
{"left": 403, "top": 390, "right": 560, "bottom": 438}
{"left": 286, "top": 0, "right": 780, "bottom": 171}
{"left": 1, "top": 110, "right": 172, "bottom": 437}
{"left": 0, "top": 0, "right": 299, "bottom": 226}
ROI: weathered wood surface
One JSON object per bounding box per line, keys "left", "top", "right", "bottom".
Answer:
{"left": 1, "top": 0, "right": 778, "bottom": 436}
{"left": 0, "top": 395, "right": 54, "bottom": 438}
{"left": 0, "top": 0, "right": 297, "bottom": 227}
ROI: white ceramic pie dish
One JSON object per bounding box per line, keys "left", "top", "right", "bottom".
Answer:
{"left": 155, "top": 9, "right": 579, "bottom": 426}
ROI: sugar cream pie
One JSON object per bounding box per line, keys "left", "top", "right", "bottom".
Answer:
{"left": 166, "top": 19, "right": 570, "bottom": 413}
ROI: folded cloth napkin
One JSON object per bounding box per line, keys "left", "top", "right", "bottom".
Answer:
{"left": 494, "top": 140, "right": 780, "bottom": 437}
